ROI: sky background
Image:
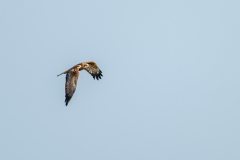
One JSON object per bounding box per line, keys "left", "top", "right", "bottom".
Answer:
{"left": 0, "top": 0, "right": 240, "bottom": 159}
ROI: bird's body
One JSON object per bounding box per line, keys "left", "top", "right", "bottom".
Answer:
{"left": 57, "top": 61, "right": 103, "bottom": 106}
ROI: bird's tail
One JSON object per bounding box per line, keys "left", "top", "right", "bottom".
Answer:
{"left": 57, "top": 73, "right": 64, "bottom": 76}
{"left": 57, "top": 70, "right": 68, "bottom": 76}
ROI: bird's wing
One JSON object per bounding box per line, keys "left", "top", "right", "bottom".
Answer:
{"left": 65, "top": 71, "right": 79, "bottom": 106}
{"left": 82, "top": 61, "right": 103, "bottom": 80}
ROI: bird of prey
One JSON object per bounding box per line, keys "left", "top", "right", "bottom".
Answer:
{"left": 57, "top": 61, "right": 103, "bottom": 106}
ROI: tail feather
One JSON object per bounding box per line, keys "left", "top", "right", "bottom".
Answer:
{"left": 57, "top": 73, "right": 64, "bottom": 76}
{"left": 57, "top": 70, "right": 68, "bottom": 76}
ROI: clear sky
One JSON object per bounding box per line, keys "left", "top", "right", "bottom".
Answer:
{"left": 1, "top": 0, "right": 240, "bottom": 159}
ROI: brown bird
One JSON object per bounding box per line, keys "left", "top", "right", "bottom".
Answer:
{"left": 57, "top": 61, "right": 103, "bottom": 106}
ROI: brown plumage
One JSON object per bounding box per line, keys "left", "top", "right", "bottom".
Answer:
{"left": 57, "top": 61, "right": 103, "bottom": 106}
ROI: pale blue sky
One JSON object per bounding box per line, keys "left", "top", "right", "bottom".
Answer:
{"left": 1, "top": 0, "right": 240, "bottom": 159}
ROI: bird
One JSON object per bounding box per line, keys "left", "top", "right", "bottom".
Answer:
{"left": 57, "top": 61, "right": 103, "bottom": 106}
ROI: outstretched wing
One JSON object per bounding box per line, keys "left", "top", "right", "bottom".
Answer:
{"left": 82, "top": 61, "right": 103, "bottom": 80}
{"left": 65, "top": 71, "right": 79, "bottom": 106}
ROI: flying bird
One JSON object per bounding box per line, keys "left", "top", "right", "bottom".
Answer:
{"left": 57, "top": 61, "right": 103, "bottom": 106}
